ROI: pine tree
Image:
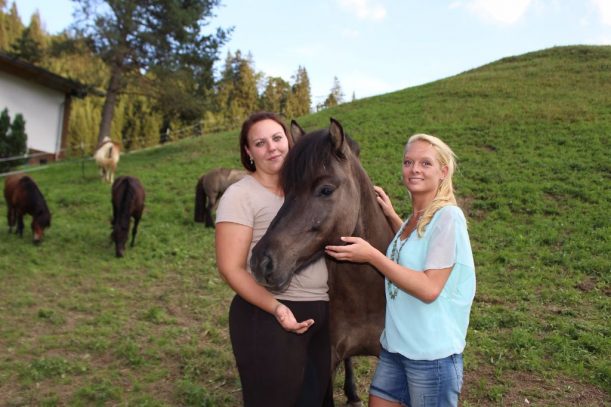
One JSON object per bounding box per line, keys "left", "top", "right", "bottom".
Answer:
{"left": 10, "top": 20, "right": 45, "bottom": 63}
{"left": 0, "top": 109, "right": 27, "bottom": 172}
{"left": 215, "top": 50, "right": 259, "bottom": 128}
{"left": 5, "top": 2, "right": 22, "bottom": 48}
{"left": 260, "top": 76, "right": 290, "bottom": 115}
{"left": 323, "top": 76, "right": 344, "bottom": 109}
{"left": 287, "top": 66, "right": 312, "bottom": 118}
{"left": 0, "top": 108, "right": 10, "bottom": 171}
{"left": 9, "top": 113, "right": 27, "bottom": 166}
{"left": 0, "top": 0, "right": 8, "bottom": 50}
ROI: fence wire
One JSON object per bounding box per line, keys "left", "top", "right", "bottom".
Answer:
{"left": 0, "top": 119, "right": 226, "bottom": 178}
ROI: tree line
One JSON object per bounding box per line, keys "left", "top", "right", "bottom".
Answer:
{"left": 0, "top": 0, "right": 345, "bottom": 157}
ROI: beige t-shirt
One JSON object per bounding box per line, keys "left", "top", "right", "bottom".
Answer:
{"left": 216, "top": 175, "right": 329, "bottom": 301}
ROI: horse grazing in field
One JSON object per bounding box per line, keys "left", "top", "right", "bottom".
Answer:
{"left": 94, "top": 137, "right": 121, "bottom": 183}
{"left": 111, "top": 176, "right": 145, "bottom": 257}
{"left": 250, "top": 118, "right": 394, "bottom": 405}
{"left": 194, "top": 168, "right": 247, "bottom": 227}
{"left": 4, "top": 174, "right": 51, "bottom": 244}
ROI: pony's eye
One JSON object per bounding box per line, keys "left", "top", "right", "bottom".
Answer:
{"left": 318, "top": 185, "right": 335, "bottom": 197}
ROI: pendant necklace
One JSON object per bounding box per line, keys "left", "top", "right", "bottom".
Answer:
{"left": 387, "top": 214, "right": 420, "bottom": 300}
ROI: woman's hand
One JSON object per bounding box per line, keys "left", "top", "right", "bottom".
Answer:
{"left": 374, "top": 186, "right": 403, "bottom": 232}
{"left": 274, "top": 303, "right": 314, "bottom": 334}
{"left": 325, "top": 236, "right": 377, "bottom": 263}
{"left": 374, "top": 186, "right": 395, "bottom": 217}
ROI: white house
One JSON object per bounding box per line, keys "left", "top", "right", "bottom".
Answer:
{"left": 0, "top": 50, "right": 90, "bottom": 162}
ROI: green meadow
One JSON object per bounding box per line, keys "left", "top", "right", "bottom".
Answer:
{"left": 0, "top": 45, "right": 609, "bottom": 406}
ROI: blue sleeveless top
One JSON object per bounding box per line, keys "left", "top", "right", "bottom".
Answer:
{"left": 380, "top": 205, "right": 476, "bottom": 360}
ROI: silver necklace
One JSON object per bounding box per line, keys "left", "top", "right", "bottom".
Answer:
{"left": 387, "top": 214, "right": 421, "bottom": 300}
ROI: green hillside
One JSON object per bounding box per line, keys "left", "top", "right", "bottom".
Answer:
{"left": 0, "top": 45, "right": 609, "bottom": 406}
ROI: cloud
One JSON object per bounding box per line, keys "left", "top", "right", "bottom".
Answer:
{"left": 464, "top": 0, "right": 533, "bottom": 25}
{"left": 592, "top": 0, "right": 611, "bottom": 25}
{"left": 341, "top": 28, "right": 360, "bottom": 39}
{"left": 338, "top": 0, "right": 387, "bottom": 21}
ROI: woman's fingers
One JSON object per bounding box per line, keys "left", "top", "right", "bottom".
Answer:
{"left": 294, "top": 319, "right": 315, "bottom": 334}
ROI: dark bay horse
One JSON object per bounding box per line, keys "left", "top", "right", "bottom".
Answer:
{"left": 111, "top": 176, "right": 145, "bottom": 257}
{"left": 4, "top": 174, "right": 51, "bottom": 244}
{"left": 194, "top": 168, "right": 247, "bottom": 227}
{"left": 250, "top": 118, "right": 394, "bottom": 404}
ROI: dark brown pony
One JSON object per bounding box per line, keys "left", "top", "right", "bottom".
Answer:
{"left": 111, "top": 176, "right": 145, "bottom": 257}
{"left": 4, "top": 174, "right": 51, "bottom": 244}
{"left": 194, "top": 168, "right": 247, "bottom": 227}
{"left": 250, "top": 118, "right": 393, "bottom": 405}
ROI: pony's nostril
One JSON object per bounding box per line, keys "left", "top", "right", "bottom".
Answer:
{"left": 260, "top": 254, "right": 275, "bottom": 284}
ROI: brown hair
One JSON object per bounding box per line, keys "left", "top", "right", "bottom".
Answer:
{"left": 239, "top": 112, "right": 290, "bottom": 172}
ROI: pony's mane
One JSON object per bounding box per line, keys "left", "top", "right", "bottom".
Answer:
{"left": 116, "top": 178, "right": 135, "bottom": 230}
{"left": 20, "top": 177, "right": 51, "bottom": 225}
{"left": 281, "top": 129, "right": 359, "bottom": 195}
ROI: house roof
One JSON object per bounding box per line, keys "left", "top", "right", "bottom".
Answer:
{"left": 0, "top": 50, "right": 92, "bottom": 98}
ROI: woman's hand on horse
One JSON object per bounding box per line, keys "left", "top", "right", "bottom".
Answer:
{"left": 374, "top": 186, "right": 403, "bottom": 232}
{"left": 274, "top": 303, "right": 314, "bottom": 334}
{"left": 374, "top": 186, "right": 394, "bottom": 214}
{"left": 325, "top": 236, "right": 376, "bottom": 263}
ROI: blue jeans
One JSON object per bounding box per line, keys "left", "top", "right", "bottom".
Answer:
{"left": 369, "top": 348, "right": 463, "bottom": 407}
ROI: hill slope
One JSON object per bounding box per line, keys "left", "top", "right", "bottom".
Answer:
{"left": 0, "top": 45, "right": 609, "bottom": 405}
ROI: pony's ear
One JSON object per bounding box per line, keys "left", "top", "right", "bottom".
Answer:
{"left": 290, "top": 120, "right": 306, "bottom": 144}
{"left": 329, "top": 118, "right": 349, "bottom": 157}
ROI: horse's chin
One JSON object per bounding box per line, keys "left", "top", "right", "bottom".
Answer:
{"left": 261, "top": 255, "right": 320, "bottom": 293}
{"left": 267, "top": 279, "right": 293, "bottom": 294}
{"left": 253, "top": 273, "right": 293, "bottom": 294}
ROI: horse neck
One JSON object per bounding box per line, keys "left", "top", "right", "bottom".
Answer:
{"left": 116, "top": 181, "right": 134, "bottom": 227}
{"left": 23, "top": 179, "right": 49, "bottom": 214}
{"left": 227, "top": 170, "right": 245, "bottom": 183}
{"left": 352, "top": 163, "right": 394, "bottom": 251}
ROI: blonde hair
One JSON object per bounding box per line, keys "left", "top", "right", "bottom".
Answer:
{"left": 404, "top": 134, "right": 457, "bottom": 237}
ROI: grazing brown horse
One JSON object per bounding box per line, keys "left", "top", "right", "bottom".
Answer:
{"left": 94, "top": 137, "right": 121, "bottom": 184}
{"left": 111, "top": 176, "right": 145, "bottom": 257}
{"left": 250, "top": 118, "right": 394, "bottom": 405}
{"left": 194, "top": 168, "right": 247, "bottom": 227}
{"left": 4, "top": 174, "right": 51, "bottom": 244}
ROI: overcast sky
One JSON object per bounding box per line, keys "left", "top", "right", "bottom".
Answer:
{"left": 13, "top": 0, "right": 611, "bottom": 105}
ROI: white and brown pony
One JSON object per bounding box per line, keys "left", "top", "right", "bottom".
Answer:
{"left": 94, "top": 137, "right": 121, "bottom": 183}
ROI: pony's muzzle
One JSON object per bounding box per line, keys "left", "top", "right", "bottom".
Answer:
{"left": 251, "top": 253, "right": 281, "bottom": 289}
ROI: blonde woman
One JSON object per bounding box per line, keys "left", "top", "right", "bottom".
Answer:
{"left": 325, "top": 134, "right": 476, "bottom": 407}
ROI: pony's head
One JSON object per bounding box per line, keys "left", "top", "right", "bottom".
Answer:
{"left": 32, "top": 209, "right": 51, "bottom": 244}
{"left": 21, "top": 177, "right": 51, "bottom": 244}
{"left": 111, "top": 224, "right": 129, "bottom": 257}
{"left": 250, "top": 118, "right": 363, "bottom": 292}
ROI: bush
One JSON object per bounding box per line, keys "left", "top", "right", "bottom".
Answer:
{"left": 0, "top": 108, "right": 28, "bottom": 172}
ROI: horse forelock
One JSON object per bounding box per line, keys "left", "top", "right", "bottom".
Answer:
{"left": 281, "top": 129, "right": 349, "bottom": 195}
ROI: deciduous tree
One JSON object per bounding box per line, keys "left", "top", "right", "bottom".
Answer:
{"left": 71, "top": 0, "right": 230, "bottom": 144}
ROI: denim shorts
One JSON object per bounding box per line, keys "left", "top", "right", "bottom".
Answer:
{"left": 369, "top": 348, "right": 463, "bottom": 407}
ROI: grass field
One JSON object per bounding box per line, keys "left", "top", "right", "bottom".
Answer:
{"left": 0, "top": 45, "right": 609, "bottom": 406}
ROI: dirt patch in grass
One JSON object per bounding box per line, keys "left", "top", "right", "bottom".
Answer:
{"left": 462, "top": 364, "right": 609, "bottom": 406}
